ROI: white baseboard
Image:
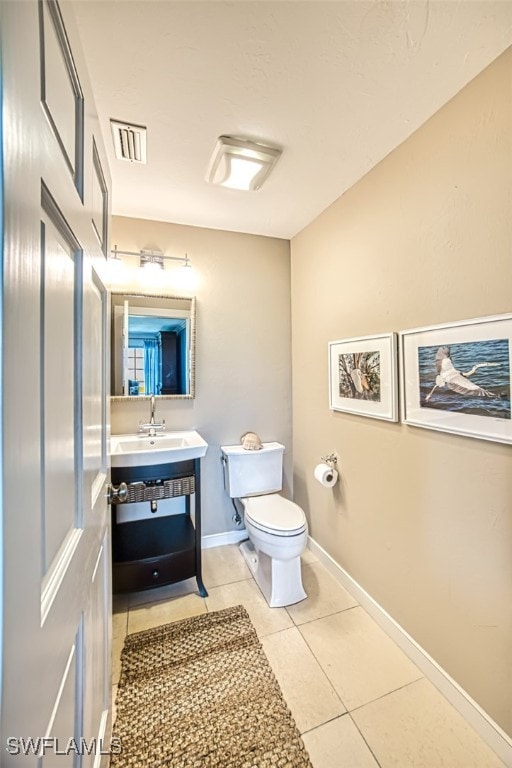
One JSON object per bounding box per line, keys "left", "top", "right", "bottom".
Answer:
{"left": 307, "top": 535, "right": 512, "bottom": 768}
{"left": 202, "top": 529, "right": 247, "bottom": 549}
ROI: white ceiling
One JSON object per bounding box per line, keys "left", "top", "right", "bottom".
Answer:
{"left": 73, "top": 1, "right": 512, "bottom": 240}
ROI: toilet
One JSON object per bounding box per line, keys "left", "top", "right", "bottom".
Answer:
{"left": 221, "top": 441, "right": 308, "bottom": 608}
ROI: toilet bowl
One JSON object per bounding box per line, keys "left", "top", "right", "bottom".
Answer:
{"left": 241, "top": 493, "right": 308, "bottom": 607}
{"left": 221, "top": 442, "right": 308, "bottom": 608}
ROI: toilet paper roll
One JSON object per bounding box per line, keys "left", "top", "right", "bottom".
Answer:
{"left": 314, "top": 463, "right": 338, "bottom": 488}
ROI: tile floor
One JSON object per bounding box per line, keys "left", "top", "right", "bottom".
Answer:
{"left": 112, "top": 544, "right": 506, "bottom": 768}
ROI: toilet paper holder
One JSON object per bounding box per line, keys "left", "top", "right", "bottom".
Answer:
{"left": 321, "top": 452, "right": 338, "bottom": 467}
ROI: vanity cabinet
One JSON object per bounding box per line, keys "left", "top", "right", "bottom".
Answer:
{"left": 110, "top": 458, "right": 207, "bottom": 596}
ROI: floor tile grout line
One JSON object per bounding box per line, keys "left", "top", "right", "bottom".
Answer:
{"left": 346, "top": 710, "right": 385, "bottom": 768}
{"left": 295, "top": 605, "right": 425, "bottom": 721}
{"left": 125, "top": 579, "right": 251, "bottom": 613}
{"left": 295, "top": 618, "right": 350, "bottom": 714}
{"left": 259, "top": 622, "right": 349, "bottom": 729}
{"left": 300, "top": 712, "right": 384, "bottom": 768}
{"left": 300, "top": 711, "right": 350, "bottom": 736}
{"left": 291, "top": 601, "right": 361, "bottom": 630}
{"left": 201, "top": 574, "right": 254, "bottom": 592}
{"left": 347, "top": 674, "right": 426, "bottom": 716}
{"left": 127, "top": 588, "right": 203, "bottom": 611}
{"left": 259, "top": 624, "right": 299, "bottom": 641}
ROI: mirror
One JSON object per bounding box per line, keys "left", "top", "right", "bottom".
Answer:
{"left": 111, "top": 292, "right": 196, "bottom": 400}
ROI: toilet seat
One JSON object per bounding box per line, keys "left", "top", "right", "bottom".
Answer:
{"left": 243, "top": 494, "right": 307, "bottom": 537}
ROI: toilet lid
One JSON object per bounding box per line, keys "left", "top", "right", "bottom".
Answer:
{"left": 244, "top": 494, "right": 306, "bottom": 534}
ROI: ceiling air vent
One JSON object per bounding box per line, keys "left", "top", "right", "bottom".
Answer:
{"left": 110, "top": 119, "right": 147, "bottom": 163}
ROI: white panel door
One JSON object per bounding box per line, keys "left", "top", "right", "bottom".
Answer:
{"left": 1, "top": 2, "right": 112, "bottom": 766}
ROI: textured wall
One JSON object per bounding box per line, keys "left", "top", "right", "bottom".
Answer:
{"left": 109, "top": 216, "right": 292, "bottom": 537}
{"left": 290, "top": 48, "right": 512, "bottom": 734}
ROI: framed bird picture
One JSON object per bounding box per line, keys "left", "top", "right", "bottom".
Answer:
{"left": 400, "top": 313, "right": 512, "bottom": 444}
{"left": 328, "top": 332, "right": 398, "bottom": 421}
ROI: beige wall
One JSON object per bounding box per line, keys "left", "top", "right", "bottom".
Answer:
{"left": 109, "top": 216, "right": 292, "bottom": 537}
{"left": 290, "top": 48, "right": 512, "bottom": 735}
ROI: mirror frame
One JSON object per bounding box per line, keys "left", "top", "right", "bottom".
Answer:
{"left": 110, "top": 291, "right": 196, "bottom": 401}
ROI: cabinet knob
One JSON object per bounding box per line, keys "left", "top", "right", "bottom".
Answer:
{"left": 152, "top": 570, "right": 159, "bottom": 580}
{"left": 107, "top": 482, "right": 128, "bottom": 504}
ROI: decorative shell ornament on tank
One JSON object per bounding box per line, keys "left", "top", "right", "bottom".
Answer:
{"left": 240, "top": 432, "right": 263, "bottom": 450}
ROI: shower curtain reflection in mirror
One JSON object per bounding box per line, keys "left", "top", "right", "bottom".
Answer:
{"left": 143, "top": 338, "right": 160, "bottom": 395}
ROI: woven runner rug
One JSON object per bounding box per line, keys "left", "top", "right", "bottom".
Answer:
{"left": 112, "top": 604, "right": 313, "bottom": 768}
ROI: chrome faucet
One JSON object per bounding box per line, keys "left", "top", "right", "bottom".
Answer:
{"left": 139, "top": 395, "right": 166, "bottom": 437}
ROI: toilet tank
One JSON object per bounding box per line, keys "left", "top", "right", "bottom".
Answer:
{"left": 221, "top": 442, "right": 285, "bottom": 498}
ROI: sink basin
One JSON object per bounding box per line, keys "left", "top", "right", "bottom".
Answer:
{"left": 110, "top": 430, "right": 208, "bottom": 467}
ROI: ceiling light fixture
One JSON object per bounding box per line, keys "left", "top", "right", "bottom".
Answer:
{"left": 206, "top": 136, "right": 282, "bottom": 191}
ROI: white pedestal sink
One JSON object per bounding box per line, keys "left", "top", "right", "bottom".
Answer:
{"left": 110, "top": 430, "right": 208, "bottom": 467}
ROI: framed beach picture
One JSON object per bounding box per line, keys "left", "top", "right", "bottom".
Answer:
{"left": 400, "top": 314, "right": 512, "bottom": 444}
{"left": 328, "top": 333, "right": 398, "bottom": 421}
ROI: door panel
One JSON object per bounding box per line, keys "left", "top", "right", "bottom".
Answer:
{"left": 41, "top": 209, "right": 80, "bottom": 573}
{"left": 39, "top": 0, "right": 84, "bottom": 191}
{"left": 91, "top": 142, "right": 108, "bottom": 256}
{"left": 83, "top": 268, "right": 107, "bottom": 508}
{"left": 82, "top": 538, "right": 110, "bottom": 768}
{"left": 42, "top": 626, "right": 80, "bottom": 768}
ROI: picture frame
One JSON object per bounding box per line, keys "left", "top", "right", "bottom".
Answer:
{"left": 328, "top": 332, "right": 398, "bottom": 422}
{"left": 400, "top": 313, "right": 512, "bottom": 444}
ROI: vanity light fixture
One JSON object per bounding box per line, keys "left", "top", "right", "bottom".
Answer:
{"left": 109, "top": 245, "right": 193, "bottom": 271}
{"left": 140, "top": 250, "right": 164, "bottom": 271}
{"left": 206, "top": 136, "right": 282, "bottom": 191}
{"left": 108, "top": 249, "right": 123, "bottom": 265}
